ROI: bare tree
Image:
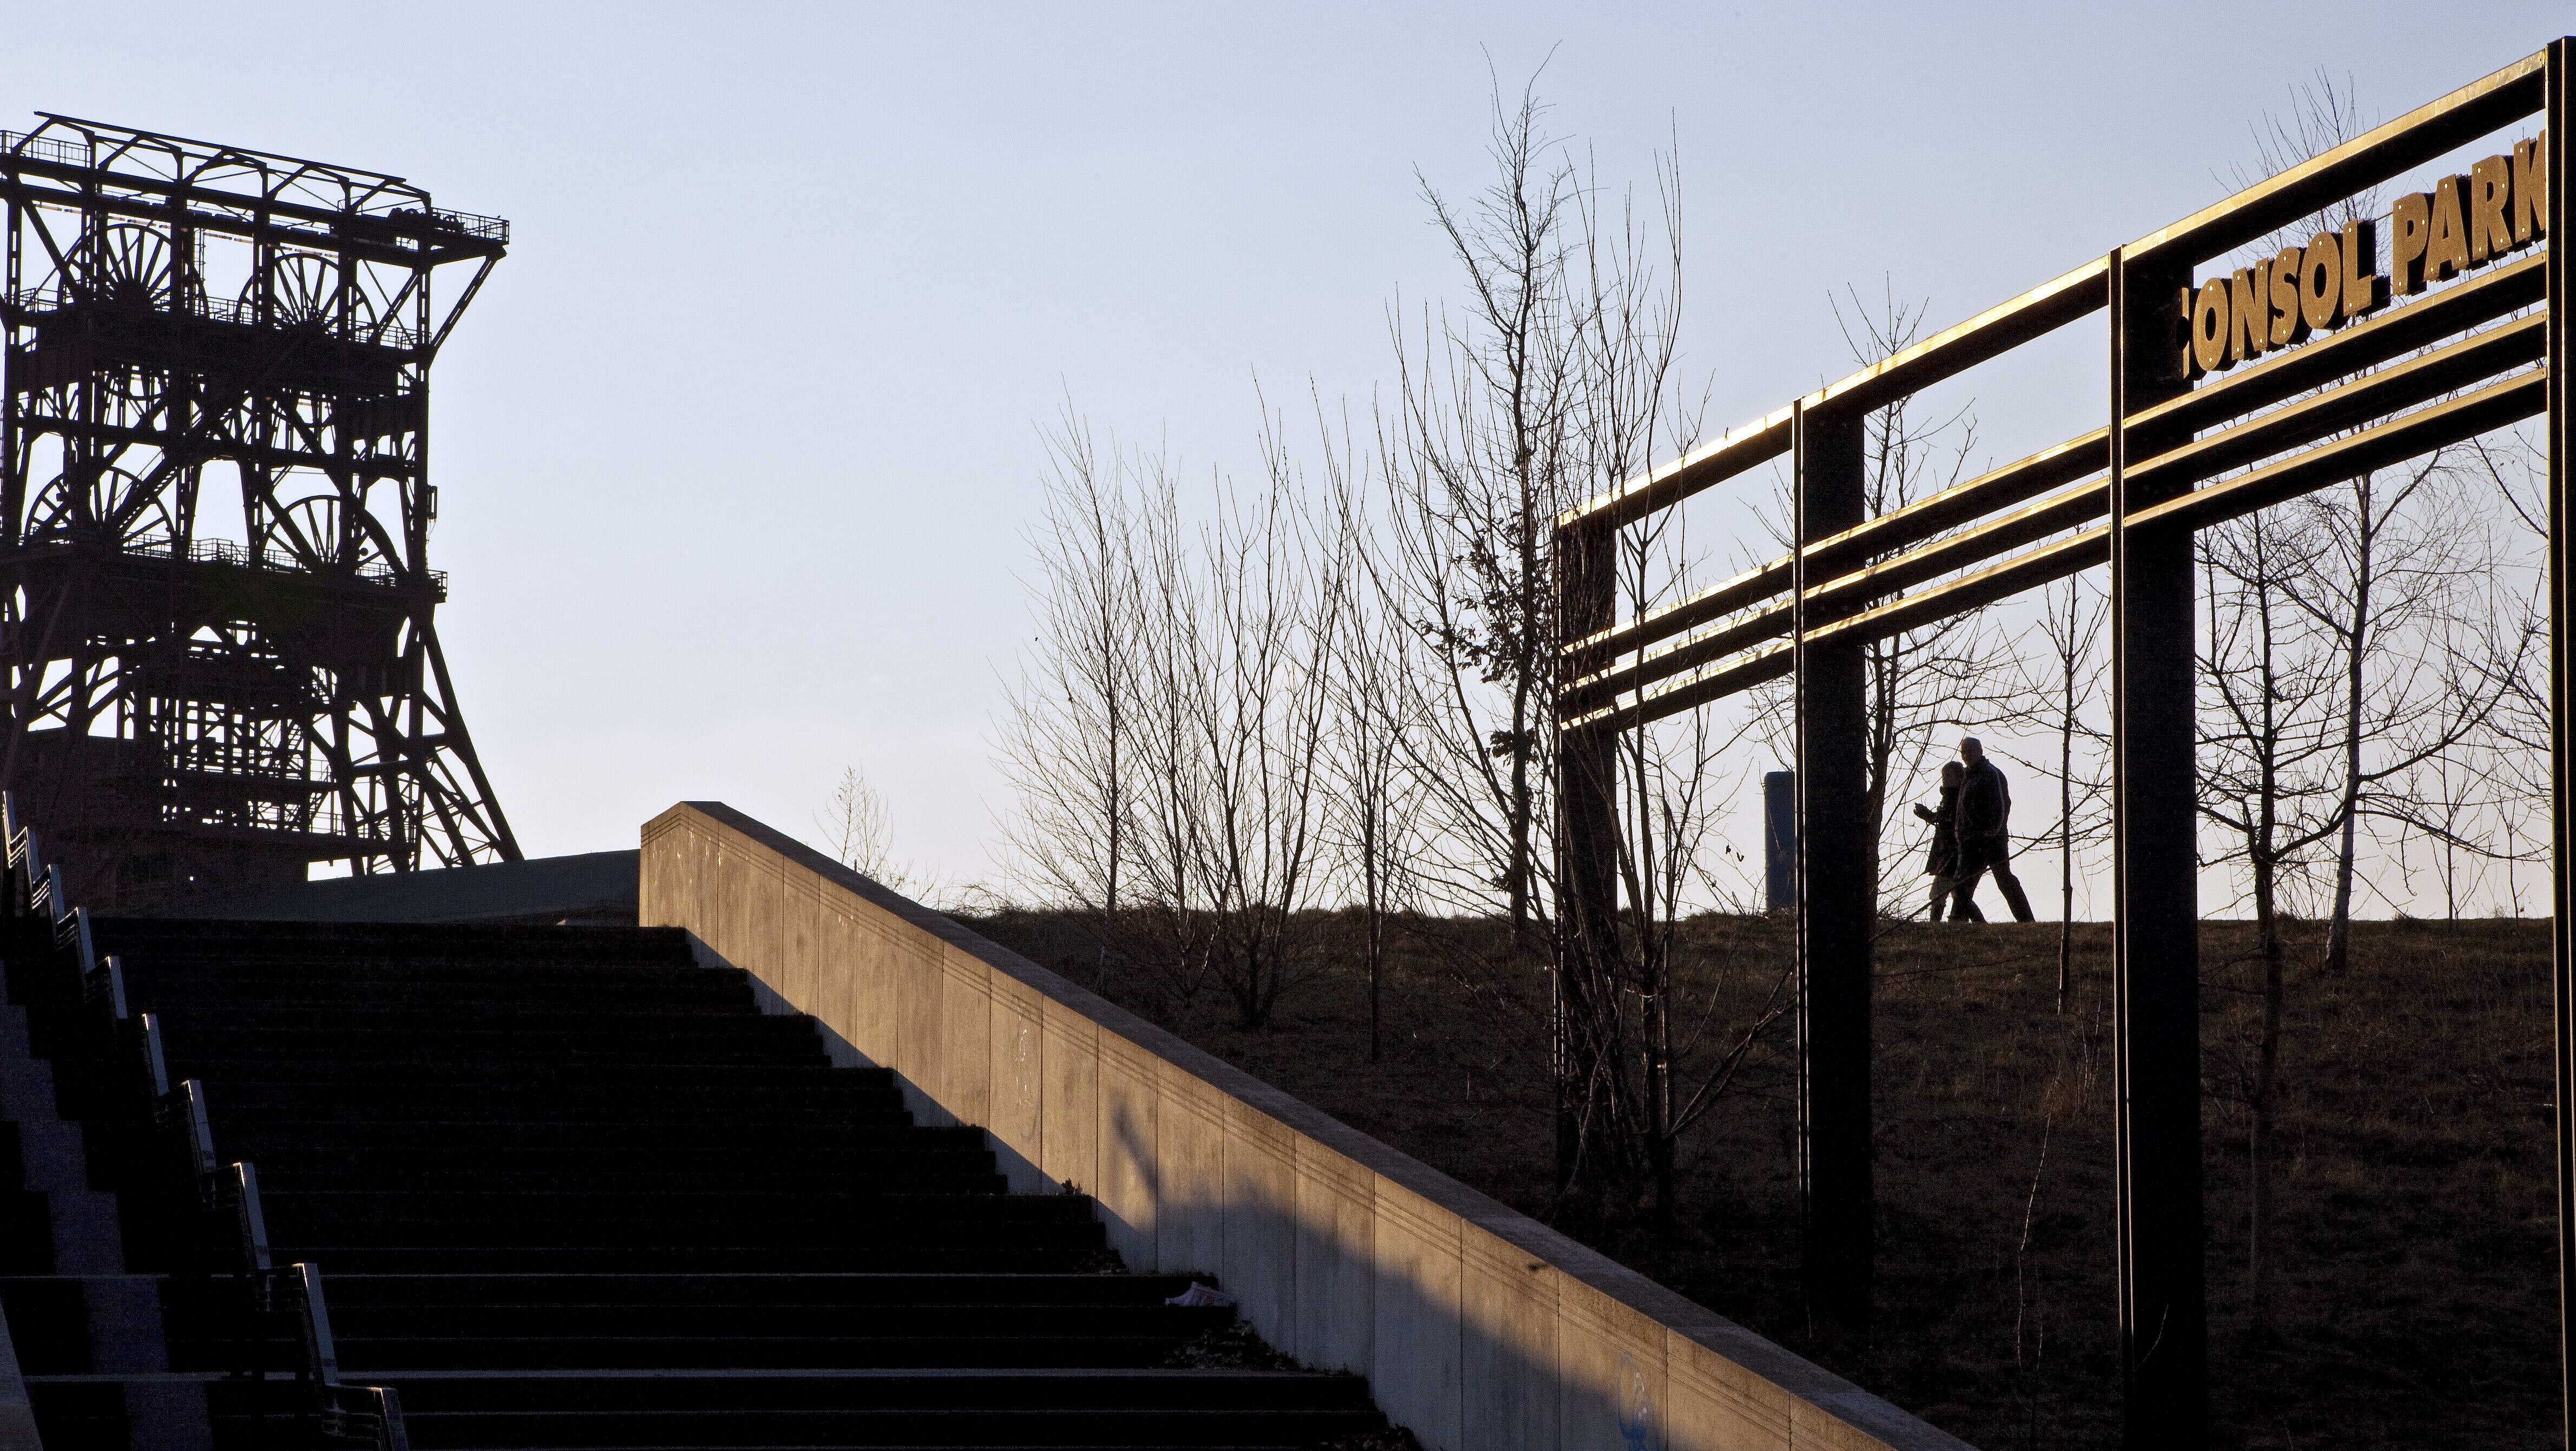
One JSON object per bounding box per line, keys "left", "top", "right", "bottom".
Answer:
{"left": 2197, "top": 500, "right": 2343, "bottom": 1334}
{"left": 1846, "top": 294, "right": 2027, "bottom": 915}
{"left": 1366, "top": 72, "right": 1794, "bottom": 1213}
{"left": 1003, "top": 413, "right": 1345, "bottom": 1033}
{"left": 1375, "top": 73, "right": 1588, "bottom": 946}
{"left": 2281, "top": 456, "right": 2509, "bottom": 969}
{"left": 996, "top": 411, "right": 1138, "bottom": 990}
{"left": 1597, "top": 544, "right": 1790, "bottom": 1226}
{"left": 1566, "top": 155, "right": 1791, "bottom": 1226}
{"left": 818, "top": 764, "right": 898, "bottom": 884}
{"left": 2443, "top": 433, "right": 2552, "bottom": 912}
{"left": 1320, "top": 409, "right": 1422, "bottom": 1061}
{"left": 2033, "top": 572, "right": 2110, "bottom": 1008}
{"left": 2187, "top": 75, "right": 2540, "bottom": 1331}
{"left": 1115, "top": 461, "right": 1231, "bottom": 1026}
{"left": 1184, "top": 427, "right": 1345, "bottom": 1031}
{"left": 1369, "top": 73, "right": 1600, "bottom": 1189}
{"left": 2230, "top": 72, "right": 2516, "bottom": 961}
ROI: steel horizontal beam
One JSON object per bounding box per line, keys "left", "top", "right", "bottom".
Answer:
{"left": 2134, "top": 252, "right": 2544, "bottom": 444}
{"left": 2130, "top": 365, "right": 2546, "bottom": 533}
{"left": 1560, "top": 553, "right": 1791, "bottom": 680}
{"left": 1561, "top": 429, "right": 2108, "bottom": 675}
{"left": 31, "top": 112, "right": 419, "bottom": 189}
{"left": 0, "top": 179, "right": 491, "bottom": 269}
{"left": 1566, "top": 261, "right": 2540, "bottom": 678}
{"left": 1556, "top": 406, "right": 1794, "bottom": 533}
{"left": 1566, "top": 637, "right": 1795, "bottom": 734}
{"left": 1562, "top": 469, "right": 2107, "bottom": 713}
{"left": 2125, "top": 49, "right": 2546, "bottom": 269}
{"left": 2131, "top": 318, "right": 2543, "bottom": 489}
{"left": 0, "top": 141, "right": 498, "bottom": 253}
{"left": 1564, "top": 295, "right": 2543, "bottom": 707}
{"left": 20, "top": 418, "right": 419, "bottom": 482}
{"left": 1561, "top": 47, "right": 2545, "bottom": 537}
{"left": 1571, "top": 363, "right": 2546, "bottom": 733}
{"left": 1558, "top": 259, "right": 2110, "bottom": 532}
{"left": 1824, "top": 366, "right": 2545, "bottom": 662}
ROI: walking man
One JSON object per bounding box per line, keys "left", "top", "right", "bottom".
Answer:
{"left": 1952, "top": 736, "right": 2035, "bottom": 923}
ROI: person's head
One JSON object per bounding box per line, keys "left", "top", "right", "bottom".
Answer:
{"left": 1941, "top": 761, "right": 1963, "bottom": 784}
{"left": 1960, "top": 736, "right": 1985, "bottom": 763}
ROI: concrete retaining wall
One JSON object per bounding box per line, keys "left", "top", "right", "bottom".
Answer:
{"left": 639, "top": 802, "right": 1973, "bottom": 1451}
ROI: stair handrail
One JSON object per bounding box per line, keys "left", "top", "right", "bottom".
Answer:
{"left": 2, "top": 797, "right": 29, "bottom": 915}
{"left": 280, "top": 1262, "right": 409, "bottom": 1451}
{"left": 0, "top": 793, "right": 408, "bottom": 1450}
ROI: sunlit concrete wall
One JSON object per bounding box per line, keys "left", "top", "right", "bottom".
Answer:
{"left": 639, "top": 801, "right": 1973, "bottom": 1451}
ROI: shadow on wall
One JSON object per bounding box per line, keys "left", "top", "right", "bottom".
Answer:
{"left": 644, "top": 801, "right": 1967, "bottom": 1451}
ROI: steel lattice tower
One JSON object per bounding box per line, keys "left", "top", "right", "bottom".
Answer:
{"left": 0, "top": 115, "right": 519, "bottom": 907}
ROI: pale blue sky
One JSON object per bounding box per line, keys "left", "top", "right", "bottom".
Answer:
{"left": 4, "top": 4, "right": 2563, "bottom": 899}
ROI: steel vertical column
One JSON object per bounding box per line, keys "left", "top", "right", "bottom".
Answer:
{"left": 2544, "top": 37, "right": 2573, "bottom": 1451}
{"left": 1793, "top": 398, "right": 1872, "bottom": 1348}
{"left": 2108, "top": 245, "right": 2205, "bottom": 1445}
{"left": 1555, "top": 517, "right": 1621, "bottom": 1191}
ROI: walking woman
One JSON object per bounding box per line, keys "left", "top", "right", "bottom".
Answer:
{"left": 1913, "top": 761, "right": 1984, "bottom": 922}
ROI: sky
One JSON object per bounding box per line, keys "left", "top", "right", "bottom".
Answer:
{"left": 3, "top": 3, "right": 2564, "bottom": 909}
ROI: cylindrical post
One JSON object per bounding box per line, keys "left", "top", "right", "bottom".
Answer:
{"left": 1763, "top": 769, "right": 1797, "bottom": 914}
{"left": 1793, "top": 398, "right": 1872, "bottom": 1349}
{"left": 2108, "top": 243, "right": 2206, "bottom": 1446}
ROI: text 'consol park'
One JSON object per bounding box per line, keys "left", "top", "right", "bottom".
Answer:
{"left": 2182, "top": 132, "right": 2548, "bottom": 378}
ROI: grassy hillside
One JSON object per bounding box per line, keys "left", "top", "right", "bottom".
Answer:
{"left": 960, "top": 910, "right": 2557, "bottom": 1449}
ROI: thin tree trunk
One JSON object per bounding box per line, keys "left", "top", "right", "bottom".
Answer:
{"left": 1101, "top": 680, "right": 1120, "bottom": 993}
{"left": 1363, "top": 810, "right": 1383, "bottom": 1062}
{"left": 2249, "top": 853, "right": 2287, "bottom": 1335}
{"left": 2248, "top": 582, "right": 2287, "bottom": 1336}
{"left": 2057, "top": 617, "right": 2075, "bottom": 1013}
{"left": 1646, "top": 920, "right": 1675, "bottom": 1248}
{"left": 2326, "top": 478, "right": 2373, "bottom": 977}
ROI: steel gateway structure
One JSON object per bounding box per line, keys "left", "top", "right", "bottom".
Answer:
{"left": 1550, "top": 39, "right": 2576, "bottom": 1447}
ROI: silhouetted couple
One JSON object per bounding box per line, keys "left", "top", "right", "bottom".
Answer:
{"left": 1912, "top": 735, "right": 2034, "bottom": 924}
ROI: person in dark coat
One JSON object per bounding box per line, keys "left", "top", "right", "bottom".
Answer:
{"left": 1912, "top": 761, "right": 1984, "bottom": 922}
{"left": 1952, "top": 735, "right": 2035, "bottom": 923}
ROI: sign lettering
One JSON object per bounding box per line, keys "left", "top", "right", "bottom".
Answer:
{"left": 2181, "top": 131, "right": 2547, "bottom": 380}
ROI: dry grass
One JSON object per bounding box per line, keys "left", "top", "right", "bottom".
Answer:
{"left": 963, "top": 909, "right": 2557, "bottom": 1449}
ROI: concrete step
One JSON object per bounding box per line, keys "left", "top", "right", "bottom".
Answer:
{"left": 248, "top": 1166, "right": 1010, "bottom": 1197}
{"left": 313, "top": 1274, "right": 1214, "bottom": 1310}
{"left": 23, "top": 915, "right": 1381, "bottom": 1451}
{"left": 212, "top": 1122, "right": 982, "bottom": 1156}
{"left": 262, "top": 1243, "right": 1113, "bottom": 1275}
{"left": 183, "top": 1057, "right": 883, "bottom": 1082}
{"left": 369, "top": 1370, "right": 1377, "bottom": 1449}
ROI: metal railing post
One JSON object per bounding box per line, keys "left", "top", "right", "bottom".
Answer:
{"left": 1793, "top": 395, "right": 1873, "bottom": 1350}
{"left": 2109, "top": 243, "right": 2207, "bottom": 1445}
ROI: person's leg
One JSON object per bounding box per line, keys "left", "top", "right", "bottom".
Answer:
{"left": 1927, "top": 879, "right": 1949, "bottom": 921}
{"left": 1949, "top": 867, "right": 1985, "bottom": 922}
{"left": 1991, "top": 858, "right": 2037, "bottom": 922}
{"left": 1954, "top": 888, "right": 1986, "bottom": 922}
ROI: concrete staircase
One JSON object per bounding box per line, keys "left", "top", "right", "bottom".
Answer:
{"left": 5, "top": 916, "right": 1386, "bottom": 1449}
